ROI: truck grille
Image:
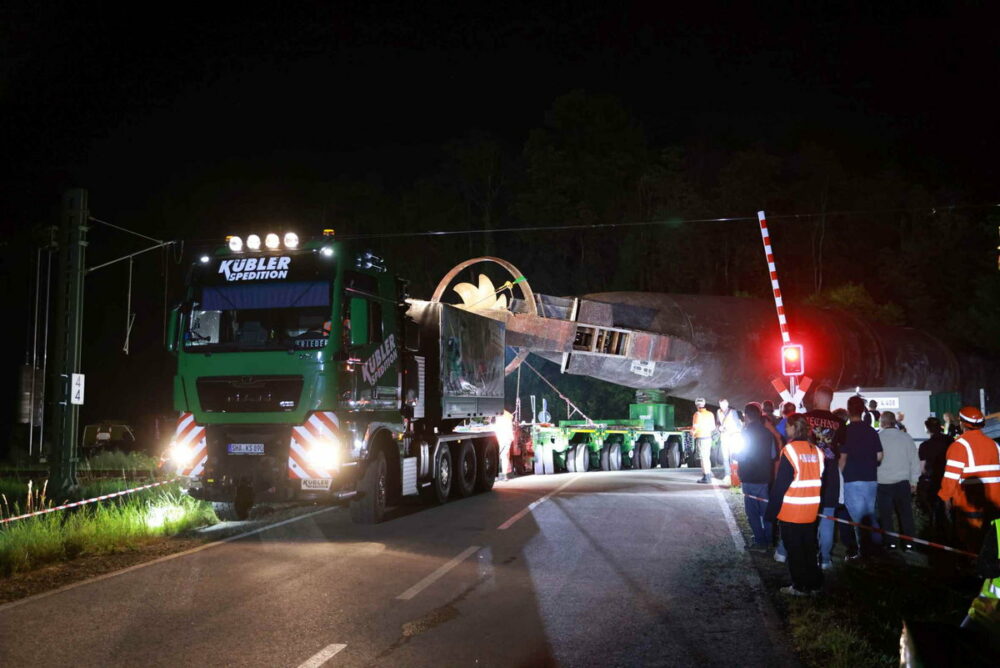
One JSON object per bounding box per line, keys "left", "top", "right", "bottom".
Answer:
{"left": 197, "top": 375, "right": 304, "bottom": 413}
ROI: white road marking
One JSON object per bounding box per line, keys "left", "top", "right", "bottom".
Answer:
{"left": 497, "top": 474, "right": 578, "bottom": 530}
{"left": 0, "top": 506, "right": 340, "bottom": 613}
{"left": 710, "top": 484, "right": 797, "bottom": 663}
{"left": 397, "top": 545, "right": 481, "bottom": 600}
{"left": 296, "top": 643, "right": 347, "bottom": 668}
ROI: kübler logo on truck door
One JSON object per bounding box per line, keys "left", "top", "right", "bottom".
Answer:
{"left": 362, "top": 334, "right": 398, "bottom": 385}
{"left": 218, "top": 256, "right": 291, "bottom": 281}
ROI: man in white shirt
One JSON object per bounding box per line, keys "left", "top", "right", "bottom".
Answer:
{"left": 876, "top": 411, "right": 921, "bottom": 550}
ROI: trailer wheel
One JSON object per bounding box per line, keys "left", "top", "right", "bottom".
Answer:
{"left": 635, "top": 441, "right": 652, "bottom": 470}
{"left": 662, "top": 438, "right": 681, "bottom": 468}
{"left": 475, "top": 439, "right": 498, "bottom": 492}
{"left": 599, "top": 444, "right": 610, "bottom": 471}
{"left": 608, "top": 442, "right": 622, "bottom": 471}
{"left": 573, "top": 444, "right": 589, "bottom": 473}
{"left": 351, "top": 449, "right": 388, "bottom": 524}
{"left": 566, "top": 446, "right": 577, "bottom": 473}
{"left": 452, "top": 440, "right": 477, "bottom": 498}
{"left": 421, "top": 444, "right": 453, "bottom": 504}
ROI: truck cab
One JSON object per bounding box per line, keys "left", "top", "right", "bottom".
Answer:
{"left": 166, "top": 232, "right": 502, "bottom": 522}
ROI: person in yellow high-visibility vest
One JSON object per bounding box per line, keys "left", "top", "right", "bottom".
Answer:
{"left": 693, "top": 398, "right": 717, "bottom": 484}
{"left": 959, "top": 517, "right": 1000, "bottom": 652}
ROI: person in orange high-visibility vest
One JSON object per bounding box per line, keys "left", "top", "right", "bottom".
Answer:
{"left": 766, "top": 414, "right": 825, "bottom": 595}
{"left": 939, "top": 406, "right": 1000, "bottom": 552}
{"left": 693, "top": 398, "right": 717, "bottom": 484}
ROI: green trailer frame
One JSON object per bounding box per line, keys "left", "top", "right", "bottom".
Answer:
{"left": 530, "top": 417, "right": 695, "bottom": 474}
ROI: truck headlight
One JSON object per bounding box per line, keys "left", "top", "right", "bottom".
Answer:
{"left": 228, "top": 236, "right": 243, "bottom": 252}
{"left": 246, "top": 234, "right": 262, "bottom": 251}
{"left": 306, "top": 437, "right": 340, "bottom": 470}
{"left": 283, "top": 232, "right": 299, "bottom": 248}
{"left": 265, "top": 233, "right": 280, "bottom": 249}
{"left": 168, "top": 441, "right": 195, "bottom": 466}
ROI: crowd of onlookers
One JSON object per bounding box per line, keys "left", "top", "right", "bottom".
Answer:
{"left": 694, "top": 387, "right": 1000, "bottom": 600}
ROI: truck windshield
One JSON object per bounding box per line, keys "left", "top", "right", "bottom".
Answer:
{"left": 184, "top": 280, "right": 333, "bottom": 352}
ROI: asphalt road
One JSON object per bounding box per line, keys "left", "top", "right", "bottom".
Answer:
{"left": 0, "top": 469, "right": 796, "bottom": 667}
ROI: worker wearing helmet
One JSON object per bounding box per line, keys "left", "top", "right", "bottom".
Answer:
{"left": 693, "top": 398, "right": 716, "bottom": 484}
{"left": 938, "top": 406, "right": 1000, "bottom": 552}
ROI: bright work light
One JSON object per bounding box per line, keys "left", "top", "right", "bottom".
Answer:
{"left": 246, "top": 234, "right": 261, "bottom": 251}
{"left": 284, "top": 232, "right": 299, "bottom": 248}
{"left": 199, "top": 255, "right": 210, "bottom": 264}
{"left": 320, "top": 246, "right": 334, "bottom": 257}
{"left": 265, "top": 233, "right": 280, "bottom": 249}
{"left": 228, "top": 236, "right": 243, "bottom": 252}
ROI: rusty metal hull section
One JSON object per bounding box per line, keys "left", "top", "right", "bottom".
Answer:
{"left": 535, "top": 292, "right": 960, "bottom": 406}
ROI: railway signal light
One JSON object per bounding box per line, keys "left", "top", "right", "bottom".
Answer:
{"left": 781, "top": 344, "right": 804, "bottom": 376}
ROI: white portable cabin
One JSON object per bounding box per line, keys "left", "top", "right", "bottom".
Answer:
{"left": 832, "top": 387, "right": 932, "bottom": 443}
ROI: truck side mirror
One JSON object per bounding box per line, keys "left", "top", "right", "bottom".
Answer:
{"left": 166, "top": 305, "right": 181, "bottom": 354}
{"left": 349, "top": 297, "right": 369, "bottom": 347}
{"left": 404, "top": 319, "right": 420, "bottom": 351}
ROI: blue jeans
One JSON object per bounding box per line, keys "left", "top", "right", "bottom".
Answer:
{"left": 817, "top": 506, "right": 836, "bottom": 564}
{"left": 843, "top": 480, "right": 882, "bottom": 549}
{"left": 742, "top": 482, "right": 773, "bottom": 546}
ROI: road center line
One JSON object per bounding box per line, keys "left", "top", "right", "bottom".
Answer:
{"left": 296, "top": 643, "right": 347, "bottom": 668}
{"left": 497, "top": 474, "right": 578, "bottom": 530}
{"left": 396, "top": 545, "right": 481, "bottom": 600}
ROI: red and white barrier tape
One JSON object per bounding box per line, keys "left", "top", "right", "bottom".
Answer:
{"left": 741, "top": 491, "right": 978, "bottom": 558}
{"left": 757, "top": 210, "right": 790, "bottom": 344}
{"left": 0, "top": 478, "right": 181, "bottom": 526}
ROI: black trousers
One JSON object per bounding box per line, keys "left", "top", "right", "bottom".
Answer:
{"left": 779, "top": 520, "right": 823, "bottom": 592}
{"left": 877, "top": 480, "right": 916, "bottom": 545}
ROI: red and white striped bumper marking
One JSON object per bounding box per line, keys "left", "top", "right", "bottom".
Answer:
{"left": 288, "top": 411, "right": 340, "bottom": 480}
{"left": 174, "top": 412, "right": 208, "bottom": 477}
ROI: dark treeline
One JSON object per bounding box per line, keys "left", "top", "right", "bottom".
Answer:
{"left": 292, "top": 91, "right": 999, "bottom": 361}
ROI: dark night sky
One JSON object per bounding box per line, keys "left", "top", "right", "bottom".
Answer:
{"left": 1, "top": 3, "right": 997, "bottom": 446}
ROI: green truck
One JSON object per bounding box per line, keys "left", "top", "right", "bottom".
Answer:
{"left": 530, "top": 390, "right": 696, "bottom": 474}
{"left": 165, "top": 232, "right": 504, "bottom": 522}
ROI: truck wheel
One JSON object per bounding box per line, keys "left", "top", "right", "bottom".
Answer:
{"left": 635, "top": 441, "right": 652, "bottom": 470}
{"left": 452, "top": 440, "right": 477, "bottom": 498}
{"left": 422, "top": 444, "right": 453, "bottom": 504}
{"left": 212, "top": 502, "right": 240, "bottom": 522}
{"left": 350, "top": 449, "right": 388, "bottom": 524}
{"left": 574, "top": 444, "right": 589, "bottom": 472}
{"left": 475, "top": 439, "right": 498, "bottom": 492}
{"left": 608, "top": 442, "right": 622, "bottom": 471}
{"left": 565, "top": 446, "right": 577, "bottom": 473}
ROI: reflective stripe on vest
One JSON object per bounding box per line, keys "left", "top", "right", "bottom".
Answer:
{"left": 777, "top": 441, "right": 824, "bottom": 523}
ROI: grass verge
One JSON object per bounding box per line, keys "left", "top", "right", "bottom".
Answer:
{"left": 0, "top": 483, "right": 216, "bottom": 577}
{"left": 724, "top": 486, "right": 976, "bottom": 668}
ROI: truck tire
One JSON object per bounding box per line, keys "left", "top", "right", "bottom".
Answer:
{"left": 475, "top": 439, "right": 498, "bottom": 493}
{"left": 600, "top": 444, "right": 610, "bottom": 471}
{"left": 350, "top": 449, "right": 388, "bottom": 524}
{"left": 212, "top": 502, "right": 240, "bottom": 522}
{"left": 541, "top": 444, "right": 556, "bottom": 474}
{"left": 574, "top": 444, "right": 589, "bottom": 472}
{"left": 608, "top": 442, "right": 622, "bottom": 471}
{"left": 566, "top": 446, "right": 577, "bottom": 473}
{"left": 452, "top": 440, "right": 477, "bottom": 498}
{"left": 421, "top": 444, "right": 453, "bottom": 504}
{"left": 635, "top": 441, "right": 652, "bottom": 470}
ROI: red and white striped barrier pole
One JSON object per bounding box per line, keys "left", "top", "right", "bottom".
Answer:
{"left": 0, "top": 478, "right": 181, "bottom": 526}
{"left": 741, "top": 492, "right": 978, "bottom": 559}
{"left": 758, "top": 210, "right": 790, "bottom": 345}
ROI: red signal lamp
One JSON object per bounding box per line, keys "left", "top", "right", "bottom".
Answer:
{"left": 781, "top": 344, "right": 804, "bottom": 376}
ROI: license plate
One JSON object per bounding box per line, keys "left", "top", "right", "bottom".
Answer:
{"left": 227, "top": 443, "right": 265, "bottom": 455}
{"left": 301, "top": 478, "right": 332, "bottom": 491}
